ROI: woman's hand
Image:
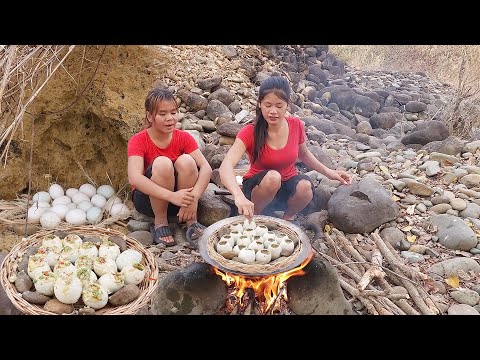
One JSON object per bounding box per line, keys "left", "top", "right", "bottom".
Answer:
{"left": 234, "top": 194, "right": 255, "bottom": 219}
{"left": 327, "top": 169, "right": 352, "bottom": 185}
{"left": 170, "top": 187, "right": 195, "bottom": 207}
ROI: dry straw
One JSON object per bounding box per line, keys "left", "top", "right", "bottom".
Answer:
{"left": 201, "top": 215, "right": 311, "bottom": 276}
{"left": 0, "top": 226, "right": 159, "bottom": 315}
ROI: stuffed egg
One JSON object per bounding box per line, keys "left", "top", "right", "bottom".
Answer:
{"left": 82, "top": 283, "right": 109, "bottom": 310}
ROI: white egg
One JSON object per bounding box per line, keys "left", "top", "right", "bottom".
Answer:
{"left": 237, "top": 235, "right": 251, "bottom": 247}
{"left": 243, "top": 219, "right": 256, "bottom": 230}
{"left": 255, "top": 225, "right": 268, "bottom": 237}
{"left": 31, "top": 201, "right": 50, "bottom": 208}
{"left": 97, "top": 184, "right": 115, "bottom": 200}
{"left": 78, "top": 200, "right": 93, "bottom": 212}
{"left": 33, "top": 270, "right": 57, "bottom": 296}
{"left": 79, "top": 183, "right": 97, "bottom": 198}
{"left": 263, "top": 238, "right": 277, "bottom": 249}
{"left": 243, "top": 228, "right": 255, "bottom": 238}
{"left": 229, "top": 223, "right": 243, "bottom": 233}
{"left": 53, "top": 259, "right": 76, "bottom": 278}
{"left": 52, "top": 195, "right": 72, "bottom": 206}
{"left": 67, "top": 203, "right": 77, "bottom": 211}
{"left": 62, "top": 234, "right": 83, "bottom": 249}
{"left": 268, "top": 243, "right": 282, "bottom": 260}
{"left": 116, "top": 249, "right": 142, "bottom": 271}
{"left": 32, "top": 191, "right": 51, "bottom": 203}
{"left": 41, "top": 234, "right": 63, "bottom": 253}
{"left": 82, "top": 283, "right": 109, "bottom": 309}
{"left": 263, "top": 231, "right": 276, "bottom": 241}
{"left": 238, "top": 249, "right": 255, "bottom": 264}
{"left": 40, "top": 211, "right": 61, "bottom": 229}
{"left": 65, "top": 188, "right": 79, "bottom": 198}
{"left": 75, "top": 255, "right": 93, "bottom": 270}
{"left": 60, "top": 246, "right": 79, "bottom": 263}
{"left": 98, "top": 272, "right": 124, "bottom": 294}
{"left": 109, "top": 203, "right": 130, "bottom": 217}
{"left": 248, "top": 240, "right": 263, "bottom": 251}
{"left": 229, "top": 231, "right": 241, "bottom": 242}
{"left": 233, "top": 244, "right": 246, "bottom": 256}
{"left": 251, "top": 235, "right": 264, "bottom": 244}
{"left": 49, "top": 204, "right": 70, "bottom": 220}
{"left": 27, "top": 255, "right": 50, "bottom": 280}
{"left": 54, "top": 275, "right": 82, "bottom": 304}
{"left": 121, "top": 263, "right": 146, "bottom": 285}
{"left": 93, "top": 256, "right": 118, "bottom": 276}
{"left": 65, "top": 208, "right": 87, "bottom": 225}
{"left": 98, "top": 241, "right": 121, "bottom": 261}
{"left": 219, "top": 235, "right": 235, "bottom": 247}
{"left": 78, "top": 242, "right": 98, "bottom": 258}
{"left": 75, "top": 267, "right": 97, "bottom": 287}
{"left": 275, "top": 233, "right": 289, "bottom": 244}
{"left": 279, "top": 239, "right": 295, "bottom": 256}
{"left": 216, "top": 240, "right": 232, "bottom": 253}
{"left": 71, "top": 192, "right": 90, "bottom": 205}
{"left": 48, "top": 183, "right": 64, "bottom": 200}
{"left": 255, "top": 249, "right": 272, "bottom": 264}
{"left": 87, "top": 206, "right": 103, "bottom": 224}
{"left": 105, "top": 196, "right": 122, "bottom": 212}
{"left": 90, "top": 194, "right": 106, "bottom": 208}
{"left": 27, "top": 206, "right": 46, "bottom": 223}
{"left": 37, "top": 246, "right": 60, "bottom": 267}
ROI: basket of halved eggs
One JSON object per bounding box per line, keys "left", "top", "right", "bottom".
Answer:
{"left": 0, "top": 227, "right": 158, "bottom": 315}
{"left": 198, "top": 215, "right": 311, "bottom": 277}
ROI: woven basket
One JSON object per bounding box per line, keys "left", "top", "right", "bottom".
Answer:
{"left": 198, "top": 215, "right": 311, "bottom": 277}
{"left": 0, "top": 226, "right": 159, "bottom": 315}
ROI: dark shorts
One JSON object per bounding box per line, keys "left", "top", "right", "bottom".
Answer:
{"left": 242, "top": 171, "right": 314, "bottom": 216}
{"left": 132, "top": 164, "right": 179, "bottom": 219}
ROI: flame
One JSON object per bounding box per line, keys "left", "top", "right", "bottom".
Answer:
{"left": 214, "top": 251, "right": 313, "bottom": 313}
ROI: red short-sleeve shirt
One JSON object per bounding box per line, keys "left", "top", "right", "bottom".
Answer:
{"left": 127, "top": 128, "right": 198, "bottom": 174}
{"left": 237, "top": 116, "right": 306, "bottom": 181}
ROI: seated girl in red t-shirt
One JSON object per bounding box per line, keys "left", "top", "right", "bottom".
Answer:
{"left": 128, "top": 88, "right": 212, "bottom": 246}
{"left": 219, "top": 76, "right": 352, "bottom": 223}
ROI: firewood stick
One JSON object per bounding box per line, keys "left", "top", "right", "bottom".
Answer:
{"left": 333, "top": 229, "right": 370, "bottom": 272}
{"left": 339, "top": 279, "right": 378, "bottom": 315}
{"left": 377, "top": 277, "right": 420, "bottom": 315}
{"left": 357, "top": 248, "right": 386, "bottom": 290}
{"left": 371, "top": 232, "right": 427, "bottom": 281}
{"left": 398, "top": 279, "right": 435, "bottom": 315}
{"left": 318, "top": 247, "right": 419, "bottom": 315}
{"left": 370, "top": 297, "right": 394, "bottom": 315}
{"left": 325, "top": 232, "right": 364, "bottom": 275}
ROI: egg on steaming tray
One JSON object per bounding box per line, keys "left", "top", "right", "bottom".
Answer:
{"left": 54, "top": 275, "right": 83, "bottom": 304}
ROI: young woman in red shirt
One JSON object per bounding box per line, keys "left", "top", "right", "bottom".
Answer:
{"left": 128, "top": 88, "right": 212, "bottom": 246}
{"left": 219, "top": 76, "right": 352, "bottom": 223}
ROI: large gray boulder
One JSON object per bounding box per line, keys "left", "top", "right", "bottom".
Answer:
{"left": 327, "top": 179, "right": 399, "bottom": 233}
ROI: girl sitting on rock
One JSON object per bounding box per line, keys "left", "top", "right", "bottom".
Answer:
{"left": 219, "top": 75, "right": 352, "bottom": 223}
{"left": 128, "top": 87, "right": 212, "bottom": 246}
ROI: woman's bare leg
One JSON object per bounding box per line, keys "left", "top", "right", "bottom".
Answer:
{"left": 283, "top": 179, "right": 313, "bottom": 220}
{"left": 251, "top": 170, "right": 282, "bottom": 215}
{"left": 150, "top": 156, "right": 175, "bottom": 243}
{"left": 174, "top": 154, "right": 199, "bottom": 227}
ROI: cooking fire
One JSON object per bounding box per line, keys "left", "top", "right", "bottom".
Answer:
{"left": 214, "top": 253, "right": 313, "bottom": 314}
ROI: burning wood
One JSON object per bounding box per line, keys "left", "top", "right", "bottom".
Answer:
{"left": 214, "top": 253, "right": 312, "bottom": 314}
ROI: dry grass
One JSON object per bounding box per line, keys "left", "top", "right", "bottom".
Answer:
{"left": 0, "top": 46, "right": 76, "bottom": 165}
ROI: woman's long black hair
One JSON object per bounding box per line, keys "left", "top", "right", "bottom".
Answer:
{"left": 252, "top": 76, "right": 291, "bottom": 163}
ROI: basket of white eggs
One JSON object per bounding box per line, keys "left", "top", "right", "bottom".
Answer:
{"left": 0, "top": 227, "right": 159, "bottom": 315}
{"left": 27, "top": 183, "right": 131, "bottom": 229}
{"left": 197, "top": 215, "right": 312, "bottom": 277}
